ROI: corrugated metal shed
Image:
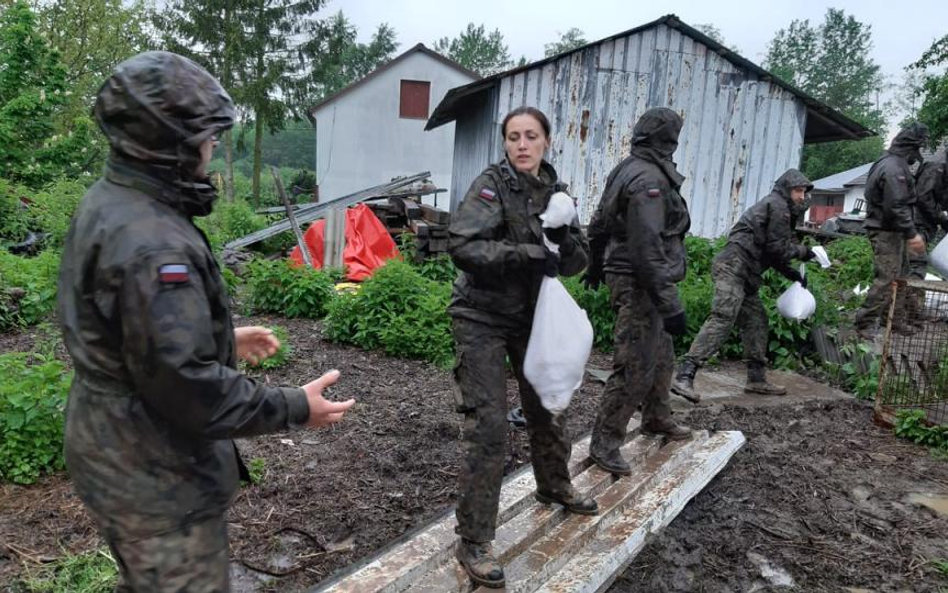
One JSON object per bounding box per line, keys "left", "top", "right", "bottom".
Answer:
{"left": 428, "top": 15, "right": 874, "bottom": 238}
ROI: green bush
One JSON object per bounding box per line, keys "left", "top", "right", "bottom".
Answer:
{"left": 24, "top": 178, "right": 87, "bottom": 247}
{"left": 325, "top": 259, "right": 454, "bottom": 367}
{"left": 562, "top": 276, "right": 615, "bottom": 352}
{"left": 894, "top": 409, "right": 948, "bottom": 453}
{"left": 0, "top": 249, "right": 60, "bottom": 330}
{"left": 196, "top": 198, "right": 269, "bottom": 252}
{"left": 0, "top": 352, "right": 71, "bottom": 484}
{"left": 245, "top": 258, "right": 334, "bottom": 318}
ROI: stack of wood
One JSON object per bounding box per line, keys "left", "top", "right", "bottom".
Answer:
{"left": 366, "top": 195, "right": 451, "bottom": 262}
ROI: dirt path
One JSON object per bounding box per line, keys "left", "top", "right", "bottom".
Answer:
{"left": 2, "top": 317, "right": 947, "bottom": 592}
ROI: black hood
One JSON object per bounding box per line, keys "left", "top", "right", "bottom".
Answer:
{"left": 773, "top": 168, "right": 813, "bottom": 199}
{"left": 94, "top": 51, "right": 235, "bottom": 217}
{"left": 889, "top": 122, "right": 929, "bottom": 163}
{"left": 631, "top": 107, "right": 683, "bottom": 158}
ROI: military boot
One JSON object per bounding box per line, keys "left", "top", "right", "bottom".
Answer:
{"left": 456, "top": 539, "right": 505, "bottom": 589}
{"left": 670, "top": 359, "right": 700, "bottom": 403}
{"left": 641, "top": 417, "right": 692, "bottom": 440}
{"left": 744, "top": 361, "right": 787, "bottom": 395}
{"left": 589, "top": 446, "right": 633, "bottom": 475}
{"left": 535, "top": 485, "right": 599, "bottom": 515}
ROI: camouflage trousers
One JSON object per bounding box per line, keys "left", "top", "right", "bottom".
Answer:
{"left": 590, "top": 273, "right": 674, "bottom": 456}
{"left": 102, "top": 514, "right": 229, "bottom": 592}
{"left": 451, "top": 317, "right": 572, "bottom": 543}
{"left": 855, "top": 230, "right": 912, "bottom": 330}
{"left": 683, "top": 254, "right": 768, "bottom": 367}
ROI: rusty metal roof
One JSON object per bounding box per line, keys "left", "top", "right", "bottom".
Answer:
{"left": 426, "top": 14, "right": 873, "bottom": 144}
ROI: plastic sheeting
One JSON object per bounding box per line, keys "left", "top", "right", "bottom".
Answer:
{"left": 289, "top": 203, "right": 399, "bottom": 281}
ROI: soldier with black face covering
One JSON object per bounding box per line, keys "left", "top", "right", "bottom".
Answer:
{"left": 586, "top": 107, "right": 693, "bottom": 476}
{"left": 854, "top": 122, "right": 930, "bottom": 337}
{"left": 57, "top": 52, "right": 354, "bottom": 592}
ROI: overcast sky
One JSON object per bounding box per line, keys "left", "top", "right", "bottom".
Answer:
{"left": 325, "top": 0, "right": 946, "bottom": 135}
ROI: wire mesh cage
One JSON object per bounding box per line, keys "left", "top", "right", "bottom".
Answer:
{"left": 874, "top": 279, "right": 948, "bottom": 426}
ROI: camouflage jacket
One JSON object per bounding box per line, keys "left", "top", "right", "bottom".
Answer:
{"left": 57, "top": 159, "right": 310, "bottom": 539}
{"left": 448, "top": 158, "right": 588, "bottom": 328}
{"left": 719, "top": 169, "right": 810, "bottom": 284}
{"left": 863, "top": 151, "right": 918, "bottom": 238}
{"left": 590, "top": 152, "right": 691, "bottom": 318}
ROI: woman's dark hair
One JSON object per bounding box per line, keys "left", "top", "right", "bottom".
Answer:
{"left": 501, "top": 106, "right": 551, "bottom": 138}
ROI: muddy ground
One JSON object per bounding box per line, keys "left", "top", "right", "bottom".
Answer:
{"left": 1, "top": 317, "right": 947, "bottom": 592}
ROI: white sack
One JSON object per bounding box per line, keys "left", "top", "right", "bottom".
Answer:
{"left": 776, "top": 264, "right": 817, "bottom": 320}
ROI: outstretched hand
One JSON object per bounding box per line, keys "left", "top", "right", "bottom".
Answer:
{"left": 302, "top": 370, "right": 355, "bottom": 428}
{"left": 235, "top": 326, "right": 280, "bottom": 366}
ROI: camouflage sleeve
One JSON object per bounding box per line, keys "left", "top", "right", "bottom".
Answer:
{"left": 118, "top": 249, "right": 310, "bottom": 439}
{"left": 763, "top": 200, "right": 808, "bottom": 267}
{"left": 448, "top": 175, "right": 546, "bottom": 276}
{"left": 915, "top": 163, "right": 948, "bottom": 227}
{"left": 625, "top": 183, "right": 683, "bottom": 318}
{"left": 881, "top": 167, "right": 918, "bottom": 239}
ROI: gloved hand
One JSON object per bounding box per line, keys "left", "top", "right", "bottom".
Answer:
{"left": 662, "top": 311, "right": 688, "bottom": 336}
{"left": 787, "top": 270, "right": 807, "bottom": 288}
{"left": 582, "top": 262, "right": 604, "bottom": 290}
{"left": 543, "top": 225, "right": 569, "bottom": 245}
{"left": 802, "top": 248, "right": 817, "bottom": 262}
{"left": 543, "top": 249, "right": 560, "bottom": 278}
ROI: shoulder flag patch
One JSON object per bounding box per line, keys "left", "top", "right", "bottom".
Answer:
{"left": 647, "top": 188, "right": 661, "bottom": 198}
{"left": 896, "top": 175, "right": 907, "bottom": 183}
{"left": 478, "top": 187, "right": 496, "bottom": 201}
{"left": 158, "top": 264, "right": 189, "bottom": 284}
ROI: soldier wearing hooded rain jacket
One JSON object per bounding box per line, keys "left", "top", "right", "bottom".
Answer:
{"left": 584, "top": 107, "right": 693, "bottom": 476}
{"left": 57, "top": 52, "right": 354, "bottom": 592}
{"left": 854, "top": 122, "right": 929, "bottom": 336}
{"left": 671, "top": 169, "right": 817, "bottom": 403}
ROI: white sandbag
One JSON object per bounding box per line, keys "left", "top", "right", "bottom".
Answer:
{"left": 539, "top": 192, "right": 576, "bottom": 229}
{"left": 524, "top": 276, "right": 594, "bottom": 415}
{"left": 776, "top": 264, "right": 817, "bottom": 321}
{"left": 931, "top": 235, "right": 948, "bottom": 278}
{"left": 811, "top": 245, "right": 832, "bottom": 269}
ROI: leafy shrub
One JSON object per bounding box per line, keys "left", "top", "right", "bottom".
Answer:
{"left": 0, "top": 249, "right": 60, "bottom": 330}
{"left": 196, "top": 198, "right": 269, "bottom": 252}
{"left": 325, "top": 259, "right": 454, "bottom": 367}
{"left": 562, "top": 276, "right": 615, "bottom": 352}
{"left": 894, "top": 409, "right": 948, "bottom": 453}
{"left": 245, "top": 258, "right": 334, "bottom": 318}
{"left": 0, "top": 352, "right": 71, "bottom": 484}
{"left": 414, "top": 253, "right": 458, "bottom": 284}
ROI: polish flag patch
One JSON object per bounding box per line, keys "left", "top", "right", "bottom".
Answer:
{"left": 478, "top": 187, "right": 496, "bottom": 201}
{"left": 158, "top": 264, "right": 189, "bottom": 284}
{"left": 647, "top": 188, "right": 661, "bottom": 197}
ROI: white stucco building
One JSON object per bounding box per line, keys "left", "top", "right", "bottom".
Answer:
{"left": 307, "top": 44, "right": 479, "bottom": 206}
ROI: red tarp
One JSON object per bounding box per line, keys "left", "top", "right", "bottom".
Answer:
{"left": 289, "top": 203, "right": 399, "bottom": 281}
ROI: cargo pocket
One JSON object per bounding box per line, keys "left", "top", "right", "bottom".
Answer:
{"left": 451, "top": 350, "right": 476, "bottom": 413}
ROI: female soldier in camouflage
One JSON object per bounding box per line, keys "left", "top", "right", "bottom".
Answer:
{"left": 447, "top": 106, "right": 598, "bottom": 588}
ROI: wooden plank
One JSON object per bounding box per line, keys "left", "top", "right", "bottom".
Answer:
{"left": 271, "top": 166, "right": 312, "bottom": 268}
{"left": 419, "top": 204, "right": 451, "bottom": 225}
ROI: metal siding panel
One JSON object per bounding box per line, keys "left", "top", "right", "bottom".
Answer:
{"left": 637, "top": 27, "right": 656, "bottom": 74}
{"left": 678, "top": 41, "right": 708, "bottom": 220}
{"left": 741, "top": 80, "right": 771, "bottom": 214}
{"left": 449, "top": 89, "right": 497, "bottom": 211}
{"left": 527, "top": 67, "right": 542, "bottom": 106}
{"left": 539, "top": 63, "right": 556, "bottom": 115}
{"left": 498, "top": 75, "right": 513, "bottom": 115}
{"left": 622, "top": 33, "right": 637, "bottom": 73}
{"left": 599, "top": 39, "right": 615, "bottom": 70}
{"left": 512, "top": 72, "right": 527, "bottom": 108}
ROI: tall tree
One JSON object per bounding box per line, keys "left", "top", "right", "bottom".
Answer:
{"left": 912, "top": 34, "right": 948, "bottom": 146}
{"left": 765, "top": 9, "right": 886, "bottom": 179}
{"left": 157, "top": 0, "right": 250, "bottom": 201}
{"left": 295, "top": 12, "right": 398, "bottom": 110}
{"left": 544, "top": 28, "right": 587, "bottom": 57}
{"left": 0, "top": 1, "right": 95, "bottom": 187}
{"left": 433, "top": 23, "right": 511, "bottom": 76}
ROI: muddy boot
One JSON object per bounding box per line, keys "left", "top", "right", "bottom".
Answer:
{"left": 641, "top": 417, "right": 692, "bottom": 441}
{"left": 535, "top": 486, "right": 599, "bottom": 515}
{"left": 744, "top": 361, "right": 787, "bottom": 395}
{"left": 671, "top": 359, "right": 700, "bottom": 403}
{"left": 456, "top": 539, "right": 505, "bottom": 589}
{"left": 589, "top": 446, "right": 633, "bottom": 476}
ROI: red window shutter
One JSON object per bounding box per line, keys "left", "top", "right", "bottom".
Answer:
{"left": 400, "top": 80, "right": 430, "bottom": 119}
